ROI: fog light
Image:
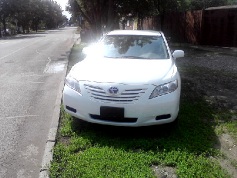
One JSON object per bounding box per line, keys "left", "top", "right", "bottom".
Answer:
{"left": 156, "top": 114, "right": 171, "bottom": 120}
{"left": 66, "top": 106, "right": 77, "bottom": 113}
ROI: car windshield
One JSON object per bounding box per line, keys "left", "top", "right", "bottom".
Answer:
{"left": 101, "top": 35, "right": 169, "bottom": 59}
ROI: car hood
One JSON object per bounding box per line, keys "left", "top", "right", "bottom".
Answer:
{"left": 69, "top": 57, "right": 176, "bottom": 85}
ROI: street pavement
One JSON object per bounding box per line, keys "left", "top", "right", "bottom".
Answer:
{"left": 0, "top": 27, "right": 77, "bottom": 178}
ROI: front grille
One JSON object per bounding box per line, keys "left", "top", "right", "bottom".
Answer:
{"left": 84, "top": 84, "right": 147, "bottom": 103}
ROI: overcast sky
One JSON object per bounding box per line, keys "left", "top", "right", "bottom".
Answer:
{"left": 55, "top": 0, "right": 71, "bottom": 19}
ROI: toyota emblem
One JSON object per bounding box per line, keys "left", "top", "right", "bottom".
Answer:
{"left": 108, "top": 87, "right": 119, "bottom": 95}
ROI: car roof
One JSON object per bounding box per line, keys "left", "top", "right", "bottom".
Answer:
{"left": 107, "top": 30, "right": 162, "bottom": 36}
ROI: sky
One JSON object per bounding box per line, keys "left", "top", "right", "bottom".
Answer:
{"left": 55, "top": 0, "right": 71, "bottom": 19}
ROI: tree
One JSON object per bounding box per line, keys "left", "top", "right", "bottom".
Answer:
{"left": 228, "top": 0, "right": 237, "bottom": 4}
{"left": 73, "top": 0, "right": 117, "bottom": 38}
{"left": 0, "top": 0, "right": 15, "bottom": 35}
{"left": 43, "top": 0, "right": 65, "bottom": 29}
{"left": 67, "top": 0, "right": 81, "bottom": 25}
{"left": 67, "top": 0, "right": 191, "bottom": 37}
{"left": 14, "top": 0, "right": 32, "bottom": 33}
{"left": 141, "top": 0, "right": 188, "bottom": 31}
{"left": 0, "top": 0, "right": 66, "bottom": 37}
{"left": 67, "top": 0, "right": 156, "bottom": 38}
{"left": 115, "top": 0, "right": 154, "bottom": 30}
{"left": 30, "top": 0, "right": 46, "bottom": 32}
{"left": 189, "top": 0, "right": 231, "bottom": 10}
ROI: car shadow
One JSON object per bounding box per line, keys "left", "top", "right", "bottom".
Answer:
{"left": 69, "top": 92, "right": 219, "bottom": 154}
{"left": 72, "top": 118, "right": 177, "bottom": 139}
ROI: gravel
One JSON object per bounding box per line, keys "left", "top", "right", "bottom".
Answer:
{"left": 174, "top": 46, "right": 237, "bottom": 112}
{"left": 171, "top": 45, "right": 237, "bottom": 178}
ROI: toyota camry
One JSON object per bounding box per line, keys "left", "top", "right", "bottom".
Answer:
{"left": 63, "top": 30, "right": 184, "bottom": 126}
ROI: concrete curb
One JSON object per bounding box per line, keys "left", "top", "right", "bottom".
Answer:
{"left": 39, "top": 33, "right": 80, "bottom": 178}
{"left": 39, "top": 67, "right": 67, "bottom": 178}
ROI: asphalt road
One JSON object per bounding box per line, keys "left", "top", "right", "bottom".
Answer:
{"left": 0, "top": 27, "right": 76, "bottom": 178}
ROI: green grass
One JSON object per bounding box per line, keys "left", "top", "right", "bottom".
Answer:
{"left": 179, "top": 65, "right": 237, "bottom": 142}
{"left": 50, "top": 98, "right": 230, "bottom": 178}
{"left": 49, "top": 44, "right": 233, "bottom": 177}
{"left": 215, "top": 115, "right": 237, "bottom": 141}
{"left": 225, "top": 121, "right": 237, "bottom": 139}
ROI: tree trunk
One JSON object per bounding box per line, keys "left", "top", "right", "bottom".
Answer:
{"left": 3, "top": 18, "right": 7, "bottom": 35}
{"left": 107, "top": 0, "right": 114, "bottom": 31}
{"left": 22, "top": 26, "right": 25, "bottom": 34}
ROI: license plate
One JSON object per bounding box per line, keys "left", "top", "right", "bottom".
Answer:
{"left": 100, "top": 106, "right": 124, "bottom": 119}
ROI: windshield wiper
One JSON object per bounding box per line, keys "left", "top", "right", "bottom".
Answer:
{"left": 121, "top": 56, "right": 146, "bottom": 59}
{"left": 104, "top": 56, "right": 146, "bottom": 59}
{"left": 104, "top": 56, "right": 120, "bottom": 58}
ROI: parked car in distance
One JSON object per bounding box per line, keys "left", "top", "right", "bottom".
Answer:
{"left": 63, "top": 30, "right": 184, "bottom": 127}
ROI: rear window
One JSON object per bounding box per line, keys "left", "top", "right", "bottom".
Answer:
{"left": 101, "top": 35, "right": 169, "bottom": 59}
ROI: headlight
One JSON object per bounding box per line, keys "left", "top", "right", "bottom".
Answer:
{"left": 65, "top": 76, "right": 81, "bottom": 94}
{"left": 149, "top": 80, "right": 178, "bottom": 99}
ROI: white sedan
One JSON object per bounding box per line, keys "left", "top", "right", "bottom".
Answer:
{"left": 63, "top": 30, "right": 184, "bottom": 126}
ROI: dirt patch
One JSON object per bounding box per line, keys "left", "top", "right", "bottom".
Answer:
{"left": 152, "top": 165, "right": 177, "bottom": 178}
{"left": 216, "top": 134, "right": 237, "bottom": 177}
{"left": 175, "top": 46, "right": 237, "bottom": 177}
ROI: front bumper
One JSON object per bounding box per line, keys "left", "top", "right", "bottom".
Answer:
{"left": 63, "top": 82, "right": 180, "bottom": 127}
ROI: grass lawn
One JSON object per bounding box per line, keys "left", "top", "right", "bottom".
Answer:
{"left": 49, "top": 44, "right": 236, "bottom": 178}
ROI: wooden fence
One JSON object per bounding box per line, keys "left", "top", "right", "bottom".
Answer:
{"left": 142, "top": 6, "right": 237, "bottom": 47}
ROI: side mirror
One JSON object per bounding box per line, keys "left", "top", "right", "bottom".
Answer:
{"left": 172, "top": 50, "right": 184, "bottom": 59}
{"left": 82, "top": 46, "right": 90, "bottom": 55}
